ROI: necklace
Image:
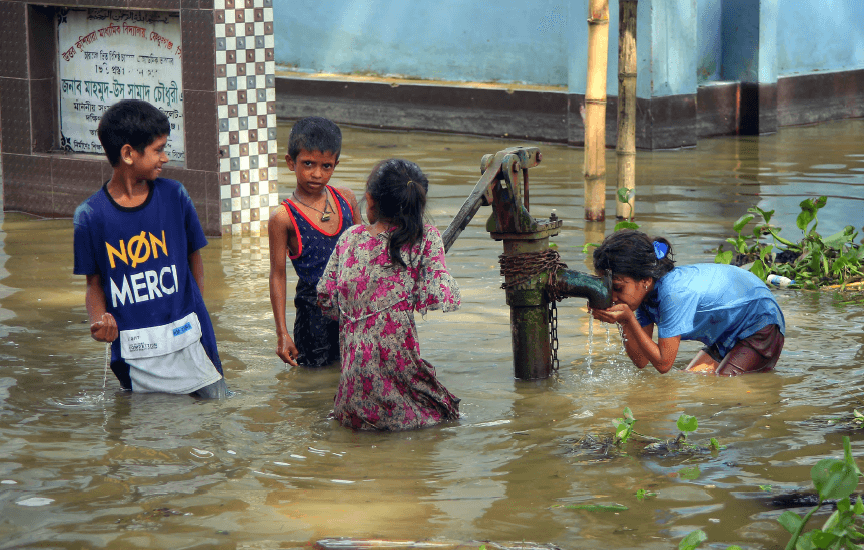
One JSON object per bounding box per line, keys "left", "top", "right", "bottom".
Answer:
{"left": 291, "top": 192, "right": 332, "bottom": 222}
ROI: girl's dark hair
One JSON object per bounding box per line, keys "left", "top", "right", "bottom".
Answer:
{"left": 366, "top": 158, "right": 429, "bottom": 268}
{"left": 592, "top": 229, "right": 675, "bottom": 281}
{"left": 98, "top": 99, "right": 170, "bottom": 167}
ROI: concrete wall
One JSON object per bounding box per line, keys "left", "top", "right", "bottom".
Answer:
{"left": 776, "top": 0, "right": 864, "bottom": 76}
{"left": 276, "top": 0, "right": 864, "bottom": 93}
{"left": 276, "top": 0, "right": 700, "bottom": 99}
{"left": 274, "top": 0, "right": 570, "bottom": 87}
{"left": 273, "top": 0, "right": 864, "bottom": 148}
{"left": 696, "top": 0, "right": 864, "bottom": 83}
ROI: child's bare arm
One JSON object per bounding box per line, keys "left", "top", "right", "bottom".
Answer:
{"left": 593, "top": 305, "right": 680, "bottom": 372}
{"left": 85, "top": 274, "right": 118, "bottom": 343}
{"left": 188, "top": 250, "right": 204, "bottom": 294}
{"left": 619, "top": 315, "right": 680, "bottom": 373}
{"left": 336, "top": 186, "right": 363, "bottom": 225}
{"left": 268, "top": 207, "right": 300, "bottom": 365}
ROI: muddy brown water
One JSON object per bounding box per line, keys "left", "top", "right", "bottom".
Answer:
{"left": 1, "top": 119, "right": 863, "bottom": 549}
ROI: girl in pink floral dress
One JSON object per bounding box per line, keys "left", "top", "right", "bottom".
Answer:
{"left": 317, "top": 159, "right": 461, "bottom": 431}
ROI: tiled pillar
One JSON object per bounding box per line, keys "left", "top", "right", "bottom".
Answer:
{"left": 214, "top": 0, "right": 279, "bottom": 236}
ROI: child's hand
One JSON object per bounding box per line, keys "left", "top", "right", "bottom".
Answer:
{"left": 90, "top": 313, "right": 118, "bottom": 342}
{"left": 277, "top": 333, "right": 300, "bottom": 366}
{"left": 590, "top": 303, "right": 633, "bottom": 325}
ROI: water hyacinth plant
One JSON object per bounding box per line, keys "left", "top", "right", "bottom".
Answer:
{"left": 714, "top": 197, "right": 864, "bottom": 290}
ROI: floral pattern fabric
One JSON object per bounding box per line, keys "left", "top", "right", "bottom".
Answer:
{"left": 317, "top": 224, "right": 461, "bottom": 431}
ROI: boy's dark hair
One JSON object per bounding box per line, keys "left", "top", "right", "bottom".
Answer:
{"left": 287, "top": 117, "right": 342, "bottom": 161}
{"left": 592, "top": 229, "right": 675, "bottom": 281}
{"left": 366, "top": 158, "right": 428, "bottom": 268}
{"left": 97, "top": 99, "right": 170, "bottom": 167}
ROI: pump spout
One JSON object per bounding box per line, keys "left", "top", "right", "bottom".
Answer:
{"left": 555, "top": 270, "right": 613, "bottom": 310}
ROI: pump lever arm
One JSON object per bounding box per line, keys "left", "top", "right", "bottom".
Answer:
{"left": 441, "top": 156, "right": 503, "bottom": 253}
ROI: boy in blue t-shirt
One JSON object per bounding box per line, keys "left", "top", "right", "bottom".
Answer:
{"left": 73, "top": 99, "right": 228, "bottom": 397}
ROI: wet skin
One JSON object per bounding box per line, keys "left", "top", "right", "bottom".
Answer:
{"left": 268, "top": 148, "right": 361, "bottom": 366}
{"left": 591, "top": 274, "right": 684, "bottom": 373}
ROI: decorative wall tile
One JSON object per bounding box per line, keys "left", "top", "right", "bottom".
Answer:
{"left": 215, "top": 0, "right": 276, "bottom": 235}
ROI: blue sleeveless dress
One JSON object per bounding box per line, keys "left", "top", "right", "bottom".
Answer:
{"left": 283, "top": 186, "right": 354, "bottom": 367}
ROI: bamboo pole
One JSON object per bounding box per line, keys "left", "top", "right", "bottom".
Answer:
{"left": 584, "top": 0, "right": 609, "bottom": 221}
{"left": 616, "top": 0, "right": 638, "bottom": 219}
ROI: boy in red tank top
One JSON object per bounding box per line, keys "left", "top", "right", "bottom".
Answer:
{"left": 268, "top": 117, "right": 361, "bottom": 367}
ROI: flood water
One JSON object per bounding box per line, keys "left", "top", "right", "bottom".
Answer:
{"left": 1, "top": 119, "right": 864, "bottom": 549}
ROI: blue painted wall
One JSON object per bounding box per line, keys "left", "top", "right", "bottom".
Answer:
{"left": 776, "top": 0, "right": 864, "bottom": 75}
{"left": 697, "top": 0, "right": 722, "bottom": 82}
{"left": 275, "top": 0, "right": 864, "bottom": 97}
{"left": 274, "top": 0, "right": 570, "bottom": 86}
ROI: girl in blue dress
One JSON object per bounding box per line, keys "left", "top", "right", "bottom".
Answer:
{"left": 590, "top": 230, "right": 785, "bottom": 375}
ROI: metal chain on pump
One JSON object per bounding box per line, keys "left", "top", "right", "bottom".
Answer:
{"left": 549, "top": 299, "right": 560, "bottom": 372}
{"left": 499, "top": 248, "right": 568, "bottom": 371}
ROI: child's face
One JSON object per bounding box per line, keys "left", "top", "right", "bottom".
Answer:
{"left": 127, "top": 134, "right": 169, "bottom": 181}
{"left": 608, "top": 274, "right": 653, "bottom": 311}
{"left": 286, "top": 149, "right": 339, "bottom": 195}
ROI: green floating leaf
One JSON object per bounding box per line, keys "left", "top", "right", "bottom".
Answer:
{"left": 715, "top": 250, "right": 734, "bottom": 265}
{"left": 733, "top": 214, "right": 755, "bottom": 234}
{"left": 678, "top": 529, "right": 707, "bottom": 550}
{"left": 854, "top": 496, "right": 864, "bottom": 515}
{"left": 677, "top": 414, "right": 698, "bottom": 433}
{"left": 748, "top": 205, "right": 774, "bottom": 224}
{"left": 812, "top": 457, "right": 858, "bottom": 501}
{"left": 614, "top": 220, "right": 640, "bottom": 232}
{"left": 679, "top": 465, "right": 701, "bottom": 480}
{"left": 823, "top": 226, "right": 856, "bottom": 249}
{"left": 778, "top": 510, "right": 804, "bottom": 534}
{"left": 810, "top": 529, "right": 839, "bottom": 548}
{"left": 750, "top": 259, "right": 767, "bottom": 280}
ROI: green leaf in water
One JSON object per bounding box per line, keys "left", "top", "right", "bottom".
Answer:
{"left": 677, "top": 414, "right": 698, "bottom": 434}
{"left": 715, "top": 250, "right": 734, "bottom": 264}
{"left": 614, "top": 220, "right": 640, "bottom": 232}
{"left": 733, "top": 214, "right": 755, "bottom": 234}
{"left": 811, "top": 457, "right": 858, "bottom": 501}
{"left": 679, "top": 465, "right": 701, "bottom": 480}
{"left": 635, "top": 488, "right": 656, "bottom": 501}
{"left": 678, "top": 529, "right": 707, "bottom": 550}
{"left": 778, "top": 510, "right": 804, "bottom": 534}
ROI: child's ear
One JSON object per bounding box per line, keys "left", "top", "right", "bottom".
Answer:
{"left": 285, "top": 154, "right": 295, "bottom": 171}
{"left": 120, "top": 144, "right": 135, "bottom": 165}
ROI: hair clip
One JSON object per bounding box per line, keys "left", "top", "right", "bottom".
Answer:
{"left": 406, "top": 180, "right": 414, "bottom": 186}
{"left": 653, "top": 241, "right": 669, "bottom": 260}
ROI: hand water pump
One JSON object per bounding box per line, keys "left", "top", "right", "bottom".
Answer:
{"left": 442, "top": 146, "right": 612, "bottom": 380}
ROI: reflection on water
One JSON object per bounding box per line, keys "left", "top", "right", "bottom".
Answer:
{"left": 1, "top": 119, "right": 864, "bottom": 549}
